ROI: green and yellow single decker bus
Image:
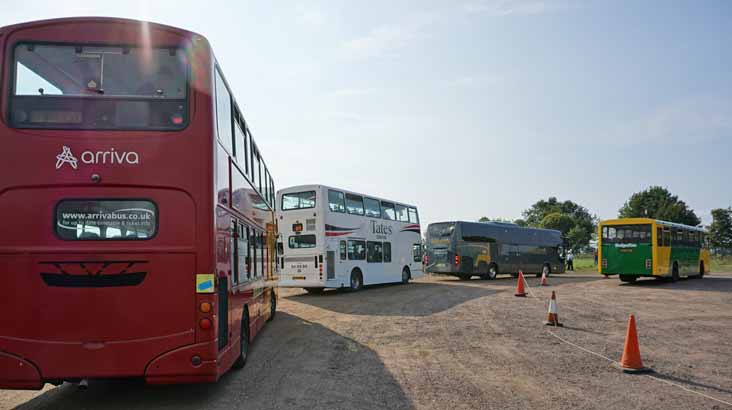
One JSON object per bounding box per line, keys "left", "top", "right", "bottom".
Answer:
{"left": 598, "top": 218, "right": 710, "bottom": 283}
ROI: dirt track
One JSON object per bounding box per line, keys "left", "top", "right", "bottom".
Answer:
{"left": 3, "top": 272, "right": 732, "bottom": 410}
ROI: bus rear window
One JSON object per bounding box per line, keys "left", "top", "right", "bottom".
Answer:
{"left": 601, "top": 224, "right": 651, "bottom": 244}
{"left": 282, "top": 191, "right": 316, "bottom": 210}
{"left": 11, "top": 43, "right": 188, "bottom": 130}
{"left": 428, "top": 223, "right": 455, "bottom": 238}
{"left": 55, "top": 200, "right": 157, "bottom": 240}
{"left": 289, "top": 235, "right": 316, "bottom": 249}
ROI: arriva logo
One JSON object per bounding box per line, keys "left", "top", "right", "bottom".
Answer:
{"left": 55, "top": 146, "right": 140, "bottom": 169}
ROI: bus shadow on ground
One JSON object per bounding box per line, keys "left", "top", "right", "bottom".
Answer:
{"left": 430, "top": 273, "right": 605, "bottom": 288}
{"left": 287, "top": 281, "right": 496, "bottom": 317}
{"left": 12, "top": 313, "right": 412, "bottom": 410}
{"left": 620, "top": 276, "right": 732, "bottom": 292}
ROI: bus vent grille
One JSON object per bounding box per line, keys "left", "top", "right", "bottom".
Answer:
{"left": 306, "top": 219, "right": 316, "bottom": 231}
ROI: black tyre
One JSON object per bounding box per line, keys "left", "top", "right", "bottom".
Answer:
{"left": 697, "top": 262, "right": 705, "bottom": 279}
{"left": 232, "top": 310, "right": 249, "bottom": 370}
{"left": 267, "top": 290, "right": 277, "bottom": 321}
{"left": 483, "top": 263, "right": 498, "bottom": 280}
{"left": 671, "top": 262, "right": 679, "bottom": 282}
{"left": 619, "top": 275, "right": 637, "bottom": 283}
{"left": 401, "top": 267, "right": 411, "bottom": 284}
{"left": 305, "top": 288, "right": 324, "bottom": 294}
{"left": 350, "top": 269, "right": 363, "bottom": 291}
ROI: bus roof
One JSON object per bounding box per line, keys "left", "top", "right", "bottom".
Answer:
{"left": 277, "top": 184, "right": 418, "bottom": 209}
{"left": 431, "top": 220, "right": 561, "bottom": 233}
{"left": 0, "top": 17, "right": 204, "bottom": 40}
{"left": 599, "top": 218, "right": 706, "bottom": 233}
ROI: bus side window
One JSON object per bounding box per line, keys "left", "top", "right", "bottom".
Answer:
{"left": 656, "top": 227, "right": 662, "bottom": 246}
{"left": 260, "top": 232, "right": 266, "bottom": 278}
{"left": 408, "top": 208, "right": 418, "bottom": 224}
{"left": 339, "top": 241, "right": 347, "bottom": 260}
{"left": 250, "top": 229, "right": 257, "bottom": 278}
{"left": 242, "top": 224, "right": 249, "bottom": 282}
{"left": 383, "top": 242, "right": 391, "bottom": 263}
{"left": 328, "top": 190, "right": 346, "bottom": 213}
{"left": 231, "top": 221, "right": 238, "bottom": 285}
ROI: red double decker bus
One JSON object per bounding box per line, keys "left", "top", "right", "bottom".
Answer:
{"left": 0, "top": 17, "right": 277, "bottom": 389}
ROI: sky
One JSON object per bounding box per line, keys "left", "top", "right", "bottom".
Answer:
{"left": 2, "top": 0, "right": 731, "bottom": 228}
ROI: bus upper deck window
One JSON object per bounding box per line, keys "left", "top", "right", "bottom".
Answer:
{"left": 11, "top": 43, "right": 188, "bottom": 130}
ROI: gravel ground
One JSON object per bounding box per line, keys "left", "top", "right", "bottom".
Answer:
{"left": 3, "top": 271, "right": 732, "bottom": 410}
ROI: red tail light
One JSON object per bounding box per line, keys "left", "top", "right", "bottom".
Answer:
{"left": 645, "top": 259, "right": 652, "bottom": 269}
{"left": 602, "top": 259, "right": 607, "bottom": 268}
{"left": 423, "top": 255, "right": 429, "bottom": 265}
{"left": 455, "top": 255, "right": 460, "bottom": 266}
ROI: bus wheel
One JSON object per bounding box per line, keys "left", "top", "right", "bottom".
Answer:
{"left": 267, "top": 290, "right": 277, "bottom": 321}
{"left": 350, "top": 269, "right": 363, "bottom": 291}
{"left": 232, "top": 309, "right": 249, "bottom": 370}
{"left": 619, "top": 275, "right": 636, "bottom": 283}
{"left": 697, "top": 262, "right": 705, "bottom": 279}
{"left": 671, "top": 262, "right": 679, "bottom": 282}
{"left": 483, "top": 263, "right": 498, "bottom": 280}
{"left": 401, "top": 267, "right": 411, "bottom": 284}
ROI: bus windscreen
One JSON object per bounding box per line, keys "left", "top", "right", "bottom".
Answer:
{"left": 11, "top": 43, "right": 188, "bottom": 130}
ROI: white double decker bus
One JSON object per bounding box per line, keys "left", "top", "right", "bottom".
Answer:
{"left": 276, "top": 185, "right": 423, "bottom": 292}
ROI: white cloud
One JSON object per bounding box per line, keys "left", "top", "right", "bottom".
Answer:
{"left": 605, "top": 96, "right": 732, "bottom": 145}
{"left": 296, "top": 7, "right": 327, "bottom": 27}
{"left": 341, "top": 12, "right": 439, "bottom": 60}
{"left": 463, "top": 0, "right": 577, "bottom": 16}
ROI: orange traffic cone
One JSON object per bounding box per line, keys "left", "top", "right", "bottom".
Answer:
{"left": 616, "top": 314, "right": 653, "bottom": 373}
{"left": 515, "top": 271, "right": 527, "bottom": 297}
{"left": 544, "top": 291, "right": 563, "bottom": 326}
{"left": 540, "top": 271, "right": 549, "bottom": 286}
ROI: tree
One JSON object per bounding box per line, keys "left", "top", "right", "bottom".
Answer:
{"left": 539, "top": 212, "right": 574, "bottom": 233}
{"left": 522, "top": 197, "right": 596, "bottom": 250}
{"left": 618, "top": 186, "right": 701, "bottom": 226}
{"left": 709, "top": 208, "right": 732, "bottom": 252}
{"left": 478, "top": 216, "right": 512, "bottom": 223}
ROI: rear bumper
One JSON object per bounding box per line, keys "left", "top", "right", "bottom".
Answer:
{"left": 0, "top": 332, "right": 225, "bottom": 389}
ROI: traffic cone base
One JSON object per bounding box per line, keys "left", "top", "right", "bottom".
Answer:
{"left": 540, "top": 271, "right": 549, "bottom": 286}
{"left": 616, "top": 314, "right": 653, "bottom": 374}
{"left": 515, "top": 271, "right": 527, "bottom": 297}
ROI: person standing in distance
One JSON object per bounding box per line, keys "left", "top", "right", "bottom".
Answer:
{"left": 566, "top": 249, "right": 574, "bottom": 271}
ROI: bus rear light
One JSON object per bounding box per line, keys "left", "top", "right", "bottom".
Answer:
{"left": 645, "top": 259, "right": 652, "bottom": 269}
{"left": 455, "top": 255, "right": 460, "bottom": 266}
{"left": 293, "top": 223, "right": 303, "bottom": 233}
{"left": 424, "top": 255, "right": 429, "bottom": 265}
{"left": 199, "top": 302, "right": 212, "bottom": 313}
{"left": 602, "top": 259, "right": 607, "bottom": 268}
{"left": 199, "top": 318, "right": 211, "bottom": 330}
{"left": 170, "top": 113, "right": 184, "bottom": 125}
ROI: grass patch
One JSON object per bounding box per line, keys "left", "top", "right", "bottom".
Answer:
{"left": 711, "top": 256, "right": 732, "bottom": 273}
{"left": 572, "top": 256, "right": 597, "bottom": 273}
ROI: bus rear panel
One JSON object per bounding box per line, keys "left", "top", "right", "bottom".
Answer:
{"left": 277, "top": 185, "right": 423, "bottom": 291}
